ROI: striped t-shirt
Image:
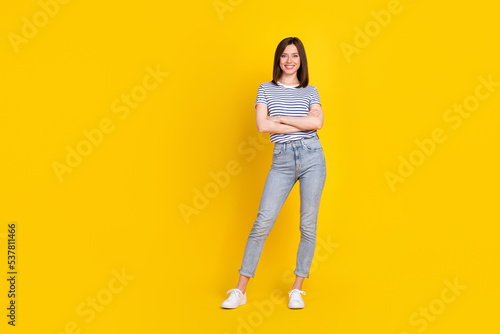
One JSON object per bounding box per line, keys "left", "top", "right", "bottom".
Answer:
{"left": 254, "top": 81, "right": 321, "bottom": 143}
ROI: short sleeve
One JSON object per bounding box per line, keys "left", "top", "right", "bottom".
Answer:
{"left": 309, "top": 86, "right": 321, "bottom": 106}
{"left": 254, "top": 83, "right": 267, "bottom": 109}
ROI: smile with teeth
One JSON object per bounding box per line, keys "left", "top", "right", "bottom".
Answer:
{"left": 285, "top": 65, "right": 295, "bottom": 69}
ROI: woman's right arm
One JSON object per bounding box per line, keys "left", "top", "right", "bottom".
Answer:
{"left": 255, "top": 103, "right": 301, "bottom": 134}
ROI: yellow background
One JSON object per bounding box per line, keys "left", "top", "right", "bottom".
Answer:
{"left": 1, "top": 0, "right": 499, "bottom": 333}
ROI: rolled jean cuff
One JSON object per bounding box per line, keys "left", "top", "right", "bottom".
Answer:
{"left": 238, "top": 269, "right": 254, "bottom": 278}
{"left": 293, "top": 270, "right": 309, "bottom": 278}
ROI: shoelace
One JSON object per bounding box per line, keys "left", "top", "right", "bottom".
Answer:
{"left": 226, "top": 289, "right": 242, "bottom": 303}
{"left": 288, "top": 289, "right": 306, "bottom": 302}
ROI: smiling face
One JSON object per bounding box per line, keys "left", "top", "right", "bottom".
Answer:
{"left": 279, "top": 44, "right": 301, "bottom": 77}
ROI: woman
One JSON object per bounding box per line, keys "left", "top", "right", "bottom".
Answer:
{"left": 221, "top": 37, "right": 326, "bottom": 309}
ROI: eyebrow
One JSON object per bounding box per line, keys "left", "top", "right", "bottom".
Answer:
{"left": 282, "top": 52, "right": 299, "bottom": 55}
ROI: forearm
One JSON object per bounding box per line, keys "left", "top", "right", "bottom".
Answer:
{"left": 278, "top": 116, "right": 322, "bottom": 131}
{"left": 258, "top": 120, "right": 302, "bottom": 134}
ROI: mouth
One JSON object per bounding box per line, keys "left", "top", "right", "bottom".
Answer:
{"left": 284, "top": 65, "right": 295, "bottom": 69}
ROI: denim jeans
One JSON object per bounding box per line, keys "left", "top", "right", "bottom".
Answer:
{"left": 238, "top": 134, "right": 327, "bottom": 278}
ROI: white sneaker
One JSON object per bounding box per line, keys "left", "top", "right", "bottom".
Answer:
{"left": 221, "top": 288, "right": 247, "bottom": 309}
{"left": 288, "top": 289, "right": 306, "bottom": 309}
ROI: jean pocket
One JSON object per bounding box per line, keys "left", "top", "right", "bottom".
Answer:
{"left": 303, "top": 140, "right": 322, "bottom": 152}
{"left": 273, "top": 148, "right": 283, "bottom": 156}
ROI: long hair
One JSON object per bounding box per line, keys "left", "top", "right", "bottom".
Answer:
{"left": 272, "top": 37, "right": 309, "bottom": 88}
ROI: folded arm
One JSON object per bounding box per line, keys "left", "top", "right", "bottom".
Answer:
{"left": 267, "top": 104, "right": 324, "bottom": 131}
{"left": 255, "top": 103, "right": 302, "bottom": 133}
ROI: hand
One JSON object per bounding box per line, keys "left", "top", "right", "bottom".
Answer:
{"left": 267, "top": 115, "right": 282, "bottom": 123}
{"left": 308, "top": 108, "right": 321, "bottom": 117}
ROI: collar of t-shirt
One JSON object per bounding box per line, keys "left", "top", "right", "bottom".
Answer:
{"left": 277, "top": 81, "right": 298, "bottom": 88}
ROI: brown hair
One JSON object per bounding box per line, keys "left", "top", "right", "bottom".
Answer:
{"left": 272, "top": 37, "right": 309, "bottom": 88}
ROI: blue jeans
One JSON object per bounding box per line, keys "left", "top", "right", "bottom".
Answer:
{"left": 238, "top": 134, "right": 327, "bottom": 278}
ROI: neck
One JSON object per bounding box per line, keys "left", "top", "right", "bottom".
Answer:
{"left": 279, "top": 74, "right": 298, "bottom": 84}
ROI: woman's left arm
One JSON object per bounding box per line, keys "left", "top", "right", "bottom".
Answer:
{"left": 268, "top": 104, "right": 324, "bottom": 131}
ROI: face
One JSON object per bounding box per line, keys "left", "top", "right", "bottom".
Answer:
{"left": 279, "top": 44, "right": 301, "bottom": 76}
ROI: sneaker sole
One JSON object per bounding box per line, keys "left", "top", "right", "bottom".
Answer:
{"left": 221, "top": 301, "right": 246, "bottom": 309}
{"left": 288, "top": 304, "right": 304, "bottom": 309}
